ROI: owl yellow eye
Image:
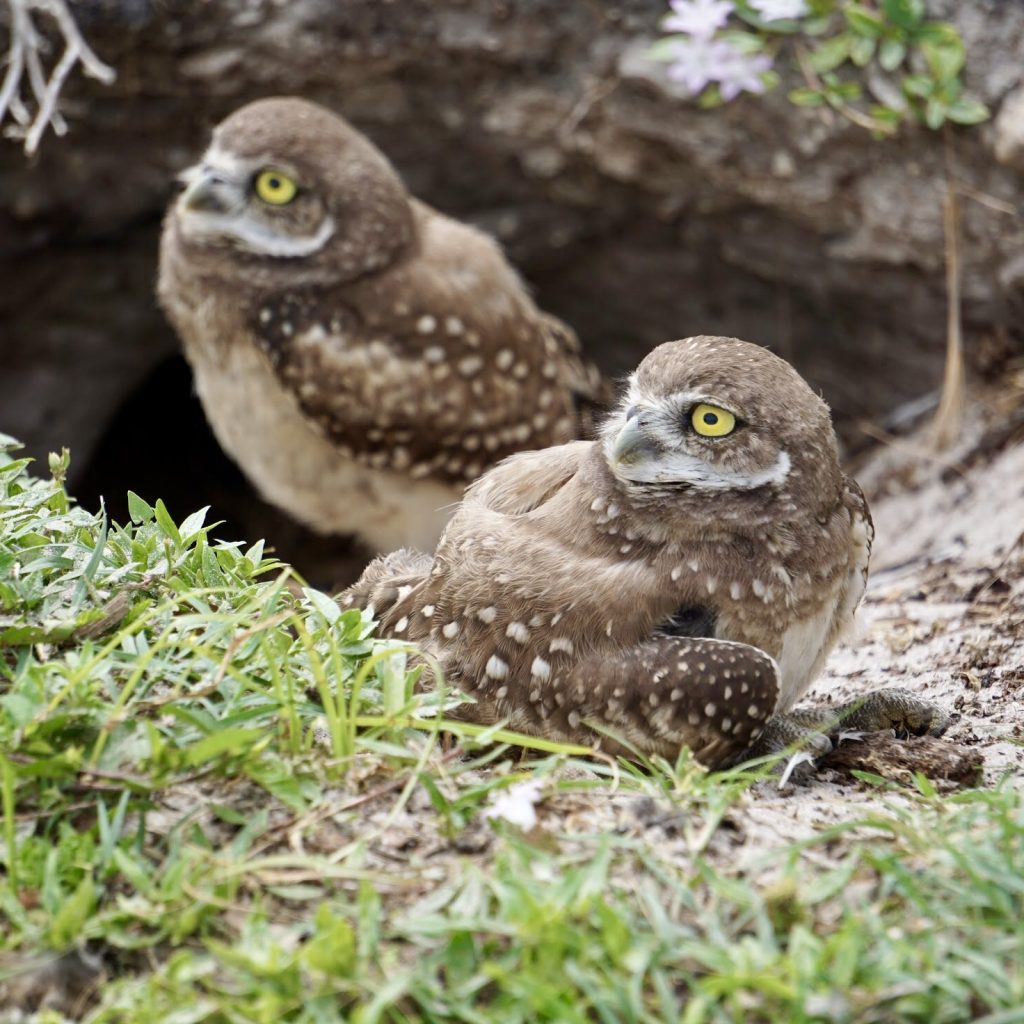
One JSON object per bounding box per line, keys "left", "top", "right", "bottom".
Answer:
{"left": 691, "top": 404, "right": 736, "bottom": 438}
{"left": 254, "top": 169, "right": 297, "bottom": 205}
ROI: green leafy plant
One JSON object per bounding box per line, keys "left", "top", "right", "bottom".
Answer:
{"left": 650, "top": 0, "right": 989, "bottom": 136}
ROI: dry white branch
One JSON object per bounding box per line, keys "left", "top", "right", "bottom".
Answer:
{"left": 932, "top": 184, "right": 965, "bottom": 452}
{"left": 0, "top": 0, "right": 115, "bottom": 155}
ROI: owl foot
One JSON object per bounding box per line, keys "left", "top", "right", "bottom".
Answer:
{"left": 741, "top": 714, "right": 833, "bottom": 785}
{"left": 816, "top": 687, "right": 950, "bottom": 739}
{"left": 742, "top": 687, "right": 950, "bottom": 783}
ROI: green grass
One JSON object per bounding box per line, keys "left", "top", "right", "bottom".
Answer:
{"left": 1, "top": 433, "right": 1023, "bottom": 1023}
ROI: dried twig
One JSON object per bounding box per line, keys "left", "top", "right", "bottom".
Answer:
{"left": 932, "top": 145, "right": 966, "bottom": 452}
{"left": 0, "top": 0, "right": 115, "bottom": 154}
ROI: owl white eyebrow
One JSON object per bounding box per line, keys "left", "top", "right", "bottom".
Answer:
{"left": 666, "top": 391, "right": 738, "bottom": 416}
{"left": 620, "top": 388, "right": 740, "bottom": 419}
{"left": 199, "top": 144, "right": 265, "bottom": 179}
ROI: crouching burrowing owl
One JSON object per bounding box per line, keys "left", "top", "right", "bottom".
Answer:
{"left": 158, "top": 97, "right": 604, "bottom": 554}
{"left": 341, "top": 336, "right": 948, "bottom": 769}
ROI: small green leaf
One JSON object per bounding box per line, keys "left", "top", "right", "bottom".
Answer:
{"left": 801, "top": 16, "right": 831, "bottom": 36}
{"left": 915, "top": 20, "right": 963, "bottom": 45}
{"left": 882, "top": 0, "right": 925, "bottom": 31}
{"left": 178, "top": 506, "right": 210, "bottom": 542}
{"left": 721, "top": 30, "right": 767, "bottom": 55}
{"left": 201, "top": 544, "right": 225, "bottom": 588}
{"left": 869, "top": 104, "right": 904, "bottom": 126}
{"left": 850, "top": 35, "right": 876, "bottom": 67}
{"left": 302, "top": 904, "right": 356, "bottom": 977}
{"left": 809, "top": 35, "right": 851, "bottom": 73}
{"left": 925, "top": 97, "right": 947, "bottom": 129}
{"left": 646, "top": 36, "right": 686, "bottom": 61}
{"left": 244, "top": 539, "right": 265, "bottom": 568}
{"left": 879, "top": 38, "right": 907, "bottom": 71}
{"left": 182, "top": 727, "right": 265, "bottom": 767}
{"left": 946, "top": 97, "right": 990, "bottom": 125}
{"left": 0, "top": 459, "right": 32, "bottom": 478}
{"left": 825, "top": 77, "right": 862, "bottom": 102}
{"left": 126, "top": 490, "right": 154, "bottom": 524}
{"left": 845, "top": 6, "right": 885, "bottom": 38}
{"left": 902, "top": 74, "right": 933, "bottom": 99}
{"left": 303, "top": 587, "right": 342, "bottom": 625}
{"left": 111, "top": 847, "right": 156, "bottom": 897}
{"left": 47, "top": 876, "right": 96, "bottom": 950}
{"left": 921, "top": 36, "right": 965, "bottom": 82}
{"left": 1, "top": 692, "right": 39, "bottom": 727}
{"left": 789, "top": 87, "right": 825, "bottom": 107}
{"left": 153, "top": 500, "right": 182, "bottom": 546}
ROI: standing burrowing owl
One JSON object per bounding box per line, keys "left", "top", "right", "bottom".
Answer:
{"left": 158, "top": 97, "right": 604, "bottom": 554}
{"left": 342, "top": 336, "right": 948, "bottom": 768}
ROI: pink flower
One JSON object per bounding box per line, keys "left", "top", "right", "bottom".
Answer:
{"left": 667, "top": 36, "right": 773, "bottom": 99}
{"left": 716, "top": 49, "right": 773, "bottom": 100}
{"left": 666, "top": 37, "right": 738, "bottom": 93}
{"left": 663, "top": 0, "right": 734, "bottom": 39}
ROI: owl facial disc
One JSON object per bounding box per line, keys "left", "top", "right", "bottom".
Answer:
{"left": 176, "top": 150, "right": 335, "bottom": 259}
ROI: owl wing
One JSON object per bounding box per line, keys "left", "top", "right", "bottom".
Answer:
{"left": 442, "top": 633, "right": 781, "bottom": 768}
{"left": 832, "top": 475, "right": 874, "bottom": 636}
{"left": 251, "top": 293, "right": 603, "bottom": 487}
{"left": 462, "top": 441, "right": 591, "bottom": 517}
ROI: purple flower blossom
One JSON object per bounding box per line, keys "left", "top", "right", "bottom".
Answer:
{"left": 662, "top": 0, "right": 734, "bottom": 39}
{"left": 666, "top": 37, "right": 738, "bottom": 94}
{"left": 717, "top": 48, "right": 773, "bottom": 100}
{"left": 667, "top": 36, "right": 773, "bottom": 99}
{"left": 749, "top": 0, "right": 808, "bottom": 21}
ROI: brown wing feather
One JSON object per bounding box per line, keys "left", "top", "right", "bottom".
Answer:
{"left": 251, "top": 293, "right": 605, "bottom": 488}
{"left": 464, "top": 441, "right": 590, "bottom": 517}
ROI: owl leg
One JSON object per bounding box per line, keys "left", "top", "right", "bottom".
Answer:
{"left": 535, "top": 636, "right": 781, "bottom": 769}
{"left": 746, "top": 688, "right": 950, "bottom": 769}
{"left": 802, "top": 687, "right": 950, "bottom": 739}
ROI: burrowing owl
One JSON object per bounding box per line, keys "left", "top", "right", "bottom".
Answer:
{"left": 158, "top": 97, "right": 604, "bottom": 554}
{"left": 342, "top": 336, "right": 947, "bottom": 768}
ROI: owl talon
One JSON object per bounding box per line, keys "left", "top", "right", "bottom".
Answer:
{"left": 742, "top": 688, "right": 951, "bottom": 781}
{"left": 741, "top": 714, "right": 834, "bottom": 773}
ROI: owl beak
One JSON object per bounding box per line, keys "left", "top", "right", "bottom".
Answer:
{"left": 609, "top": 417, "right": 661, "bottom": 468}
{"left": 181, "top": 168, "right": 236, "bottom": 215}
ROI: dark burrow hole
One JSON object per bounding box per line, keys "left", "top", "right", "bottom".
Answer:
{"left": 73, "top": 356, "right": 373, "bottom": 590}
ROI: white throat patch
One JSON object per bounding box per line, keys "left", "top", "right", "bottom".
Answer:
{"left": 182, "top": 211, "right": 336, "bottom": 259}
{"left": 610, "top": 442, "right": 792, "bottom": 491}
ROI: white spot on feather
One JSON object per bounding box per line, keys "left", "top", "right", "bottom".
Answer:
{"left": 531, "top": 657, "right": 551, "bottom": 681}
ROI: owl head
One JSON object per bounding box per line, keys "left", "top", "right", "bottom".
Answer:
{"left": 602, "top": 336, "right": 841, "bottom": 516}
{"left": 169, "top": 97, "right": 414, "bottom": 287}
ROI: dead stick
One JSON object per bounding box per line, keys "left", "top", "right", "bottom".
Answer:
{"left": 932, "top": 170, "right": 965, "bottom": 452}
